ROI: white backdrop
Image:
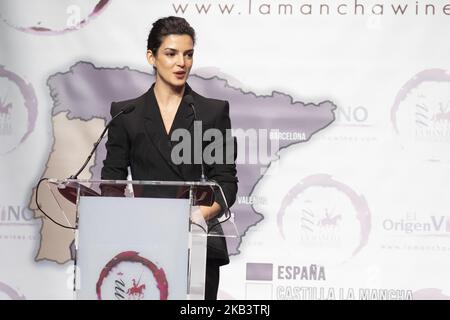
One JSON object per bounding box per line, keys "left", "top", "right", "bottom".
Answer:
{"left": 1, "top": 0, "right": 450, "bottom": 300}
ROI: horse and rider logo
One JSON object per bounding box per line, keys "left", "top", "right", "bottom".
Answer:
{"left": 0, "top": 95, "right": 13, "bottom": 137}
{"left": 126, "top": 278, "right": 146, "bottom": 299}
{"left": 318, "top": 209, "right": 342, "bottom": 227}
{"left": 0, "top": 65, "right": 38, "bottom": 154}
{"left": 96, "top": 251, "right": 168, "bottom": 300}
{"left": 0, "top": 96, "right": 12, "bottom": 118}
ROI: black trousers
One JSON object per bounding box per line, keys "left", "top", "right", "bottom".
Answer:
{"left": 205, "top": 260, "right": 221, "bottom": 300}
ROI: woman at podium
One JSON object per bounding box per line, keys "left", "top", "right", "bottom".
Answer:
{"left": 101, "top": 16, "right": 238, "bottom": 300}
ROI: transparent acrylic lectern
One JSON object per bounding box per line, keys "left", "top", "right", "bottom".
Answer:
{"left": 39, "top": 179, "right": 238, "bottom": 300}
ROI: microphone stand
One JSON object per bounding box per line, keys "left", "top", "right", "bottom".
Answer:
{"left": 69, "top": 105, "right": 135, "bottom": 179}
{"left": 184, "top": 95, "right": 232, "bottom": 234}
{"left": 35, "top": 105, "right": 135, "bottom": 229}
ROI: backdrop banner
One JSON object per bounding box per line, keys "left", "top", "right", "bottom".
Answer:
{"left": 0, "top": 0, "right": 449, "bottom": 300}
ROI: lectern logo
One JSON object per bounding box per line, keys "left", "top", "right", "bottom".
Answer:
{"left": 96, "top": 251, "right": 168, "bottom": 300}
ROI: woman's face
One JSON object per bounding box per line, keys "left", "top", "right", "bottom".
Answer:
{"left": 147, "top": 34, "right": 194, "bottom": 89}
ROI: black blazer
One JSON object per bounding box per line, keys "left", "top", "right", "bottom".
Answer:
{"left": 101, "top": 83, "right": 238, "bottom": 265}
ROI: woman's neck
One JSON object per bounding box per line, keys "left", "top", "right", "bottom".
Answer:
{"left": 154, "top": 79, "right": 185, "bottom": 109}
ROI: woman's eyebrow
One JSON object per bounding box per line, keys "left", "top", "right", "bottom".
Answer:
{"left": 163, "top": 47, "right": 194, "bottom": 53}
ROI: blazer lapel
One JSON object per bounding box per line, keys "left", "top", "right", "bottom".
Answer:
{"left": 169, "top": 84, "right": 198, "bottom": 181}
{"left": 141, "top": 83, "right": 195, "bottom": 179}
{"left": 169, "top": 83, "right": 194, "bottom": 135}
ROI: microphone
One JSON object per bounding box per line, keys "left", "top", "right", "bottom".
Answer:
{"left": 183, "top": 94, "right": 207, "bottom": 182}
{"left": 68, "top": 105, "right": 135, "bottom": 179}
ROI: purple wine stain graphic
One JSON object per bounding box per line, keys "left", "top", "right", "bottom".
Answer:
{"left": 391, "top": 69, "right": 450, "bottom": 134}
{"left": 0, "top": 281, "right": 26, "bottom": 300}
{"left": 276, "top": 174, "right": 371, "bottom": 259}
{"left": 0, "top": 0, "right": 110, "bottom": 35}
{"left": 0, "top": 65, "right": 38, "bottom": 155}
{"left": 413, "top": 288, "right": 450, "bottom": 300}
{"left": 390, "top": 68, "right": 450, "bottom": 161}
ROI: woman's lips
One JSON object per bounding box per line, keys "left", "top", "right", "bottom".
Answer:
{"left": 174, "top": 71, "right": 186, "bottom": 79}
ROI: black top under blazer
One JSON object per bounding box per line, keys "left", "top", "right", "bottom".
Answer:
{"left": 101, "top": 83, "right": 238, "bottom": 265}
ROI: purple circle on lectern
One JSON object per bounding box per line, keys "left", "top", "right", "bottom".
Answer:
{"left": 96, "top": 251, "right": 168, "bottom": 300}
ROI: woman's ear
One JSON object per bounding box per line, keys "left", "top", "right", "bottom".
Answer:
{"left": 146, "top": 50, "right": 155, "bottom": 66}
